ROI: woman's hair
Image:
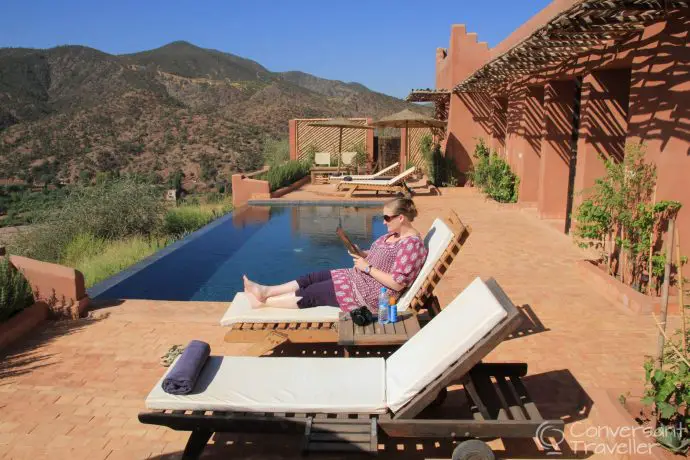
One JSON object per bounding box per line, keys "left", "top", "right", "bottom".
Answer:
{"left": 385, "top": 197, "right": 418, "bottom": 222}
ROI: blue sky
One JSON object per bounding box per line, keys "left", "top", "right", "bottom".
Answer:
{"left": 0, "top": 0, "right": 551, "bottom": 98}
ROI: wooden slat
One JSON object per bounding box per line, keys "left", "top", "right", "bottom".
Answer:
{"left": 509, "top": 376, "right": 543, "bottom": 421}
{"left": 225, "top": 325, "right": 336, "bottom": 344}
{"left": 463, "top": 377, "right": 492, "bottom": 420}
{"left": 365, "top": 322, "right": 375, "bottom": 335}
{"left": 496, "top": 376, "right": 526, "bottom": 421}
{"left": 309, "top": 432, "right": 370, "bottom": 442}
{"left": 311, "top": 423, "right": 369, "bottom": 433}
{"left": 307, "top": 442, "right": 371, "bottom": 453}
{"left": 378, "top": 419, "right": 557, "bottom": 439}
{"left": 338, "top": 314, "right": 355, "bottom": 346}
{"left": 403, "top": 313, "right": 421, "bottom": 337}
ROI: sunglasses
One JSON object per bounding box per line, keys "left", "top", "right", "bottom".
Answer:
{"left": 383, "top": 214, "right": 400, "bottom": 223}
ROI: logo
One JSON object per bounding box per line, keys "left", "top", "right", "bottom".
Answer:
{"left": 536, "top": 422, "right": 565, "bottom": 455}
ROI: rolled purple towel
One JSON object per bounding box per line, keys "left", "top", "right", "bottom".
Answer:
{"left": 162, "top": 340, "right": 211, "bottom": 395}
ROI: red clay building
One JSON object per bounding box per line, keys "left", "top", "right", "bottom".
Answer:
{"left": 410, "top": 0, "right": 689, "bottom": 256}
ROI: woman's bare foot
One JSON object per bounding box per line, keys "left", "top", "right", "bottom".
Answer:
{"left": 243, "top": 275, "right": 267, "bottom": 302}
{"left": 244, "top": 291, "right": 265, "bottom": 309}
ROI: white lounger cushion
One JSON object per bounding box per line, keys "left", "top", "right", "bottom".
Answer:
{"left": 220, "top": 294, "right": 340, "bottom": 326}
{"left": 396, "top": 217, "right": 453, "bottom": 311}
{"left": 146, "top": 277, "right": 513, "bottom": 415}
{"left": 146, "top": 356, "right": 387, "bottom": 413}
{"left": 385, "top": 277, "right": 510, "bottom": 412}
{"left": 219, "top": 217, "right": 454, "bottom": 326}
{"left": 328, "top": 162, "right": 399, "bottom": 181}
{"left": 344, "top": 166, "right": 416, "bottom": 186}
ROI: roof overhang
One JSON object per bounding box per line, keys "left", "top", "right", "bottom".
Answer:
{"left": 453, "top": 0, "right": 689, "bottom": 94}
{"left": 405, "top": 89, "right": 451, "bottom": 103}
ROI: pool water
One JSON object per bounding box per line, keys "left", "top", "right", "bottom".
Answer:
{"left": 89, "top": 204, "right": 387, "bottom": 301}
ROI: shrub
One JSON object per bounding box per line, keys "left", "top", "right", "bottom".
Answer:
{"left": 168, "top": 169, "right": 185, "bottom": 192}
{"left": 0, "top": 257, "right": 34, "bottom": 322}
{"left": 420, "top": 134, "right": 435, "bottom": 178}
{"left": 468, "top": 139, "right": 519, "bottom": 203}
{"left": 163, "top": 206, "right": 216, "bottom": 237}
{"left": 65, "top": 235, "right": 172, "bottom": 288}
{"left": 263, "top": 137, "right": 290, "bottom": 167}
{"left": 421, "top": 137, "right": 459, "bottom": 187}
{"left": 12, "top": 178, "right": 165, "bottom": 262}
{"left": 351, "top": 141, "right": 368, "bottom": 170}
{"left": 266, "top": 160, "right": 311, "bottom": 192}
{"left": 302, "top": 144, "right": 318, "bottom": 166}
{"left": 573, "top": 143, "right": 682, "bottom": 292}
{"left": 641, "top": 329, "right": 690, "bottom": 454}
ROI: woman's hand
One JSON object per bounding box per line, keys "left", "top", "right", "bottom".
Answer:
{"left": 352, "top": 255, "right": 370, "bottom": 272}
{"left": 348, "top": 244, "right": 368, "bottom": 258}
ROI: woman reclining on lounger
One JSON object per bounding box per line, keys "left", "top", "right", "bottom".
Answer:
{"left": 243, "top": 197, "right": 428, "bottom": 312}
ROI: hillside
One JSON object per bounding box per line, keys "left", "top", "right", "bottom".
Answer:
{"left": 0, "top": 41, "right": 428, "bottom": 186}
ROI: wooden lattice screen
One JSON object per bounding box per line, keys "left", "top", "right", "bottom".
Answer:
{"left": 295, "top": 118, "right": 369, "bottom": 163}
{"left": 407, "top": 127, "right": 433, "bottom": 169}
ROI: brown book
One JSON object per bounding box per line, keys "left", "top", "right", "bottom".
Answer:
{"left": 336, "top": 227, "right": 367, "bottom": 258}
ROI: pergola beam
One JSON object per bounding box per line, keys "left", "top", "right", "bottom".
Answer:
{"left": 451, "top": 0, "right": 685, "bottom": 93}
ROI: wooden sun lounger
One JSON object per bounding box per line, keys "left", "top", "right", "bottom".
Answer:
{"left": 223, "top": 210, "right": 471, "bottom": 347}
{"left": 328, "top": 162, "right": 400, "bottom": 182}
{"left": 139, "top": 279, "right": 564, "bottom": 459}
{"left": 336, "top": 166, "right": 417, "bottom": 198}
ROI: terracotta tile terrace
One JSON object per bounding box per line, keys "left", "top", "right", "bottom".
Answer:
{"left": 0, "top": 186, "right": 677, "bottom": 459}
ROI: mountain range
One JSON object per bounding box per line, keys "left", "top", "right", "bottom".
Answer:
{"left": 0, "top": 41, "right": 428, "bottom": 185}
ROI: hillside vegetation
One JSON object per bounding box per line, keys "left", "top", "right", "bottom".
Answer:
{"left": 0, "top": 41, "right": 429, "bottom": 188}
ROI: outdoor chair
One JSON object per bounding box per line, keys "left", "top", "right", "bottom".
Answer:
{"left": 340, "top": 151, "right": 357, "bottom": 166}
{"left": 336, "top": 166, "right": 416, "bottom": 198}
{"left": 314, "top": 152, "right": 331, "bottom": 167}
{"left": 139, "top": 277, "right": 564, "bottom": 459}
{"left": 328, "top": 161, "right": 400, "bottom": 183}
{"left": 221, "top": 210, "right": 471, "bottom": 349}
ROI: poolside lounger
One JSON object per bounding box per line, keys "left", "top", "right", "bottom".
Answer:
{"left": 327, "top": 162, "right": 400, "bottom": 183}
{"left": 221, "top": 210, "right": 470, "bottom": 346}
{"left": 139, "top": 277, "right": 564, "bottom": 459}
{"left": 336, "top": 166, "right": 416, "bottom": 198}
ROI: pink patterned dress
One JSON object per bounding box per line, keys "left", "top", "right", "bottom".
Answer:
{"left": 330, "top": 232, "right": 428, "bottom": 313}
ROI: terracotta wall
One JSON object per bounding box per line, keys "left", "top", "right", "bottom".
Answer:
{"left": 538, "top": 81, "right": 578, "bottom": 228}
{"left": 505, "top": 86, "right": 544, "bottom": 205}
{"left": 489, "top": 97, "right": 508, "bottom": 156}
{"left": 436, "top": 48, "right": 452, "bottom": 89}
{"left": 573, "top": 68, "right": 631, "bottom": 209}
{"left": 231, "top": 174, "right": 270, "bottom": 208}
{"left": 9, "top": 255, "right": 89, "bottom": 319}
{"left": 625, "top": 16, "right": 690, "bottom": 253}
{"left": 435, "top": 5, "right": 690, "bottom": 258}
{"left": 437, "top": 25, "right": 492, "bottom": 182}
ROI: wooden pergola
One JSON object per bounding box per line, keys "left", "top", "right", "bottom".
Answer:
{"left": 405, "top": 89, "right": 451, "bottom": 122}
{"left": 453, "top": 0, "right": 689, "bottom": 93}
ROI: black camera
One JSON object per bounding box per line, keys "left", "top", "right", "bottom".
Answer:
{"left": 350, "top": 306, "right": 374, "bottom": 326}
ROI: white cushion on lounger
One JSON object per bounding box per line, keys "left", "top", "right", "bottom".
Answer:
{"left": 344, "top": 167, "right": 415, "bottom": 186}
{"left": 219, "top": 216, "right": 455, "bottom": 325}
{"left": 220, "top": 292, "right": 340, "bottom": 326}
{"left": 396, "top": 217, "right": 453, "bottom": 312}
{"left": 145, "top": 356, "right": 387, "bottom": 413}
{"left": 385, "top": 277, "right": 510, "bottom": 412}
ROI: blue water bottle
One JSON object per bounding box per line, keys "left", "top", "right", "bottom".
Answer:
{"left": 377, "top": 287, "right": 388, "bottom": 324}
{"left": 388, "top": 301, "right": 398, "bottom": 323}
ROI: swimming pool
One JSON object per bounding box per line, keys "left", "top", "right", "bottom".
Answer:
{"left": 88, "top": 204, "right": 387, "bottom": 301}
